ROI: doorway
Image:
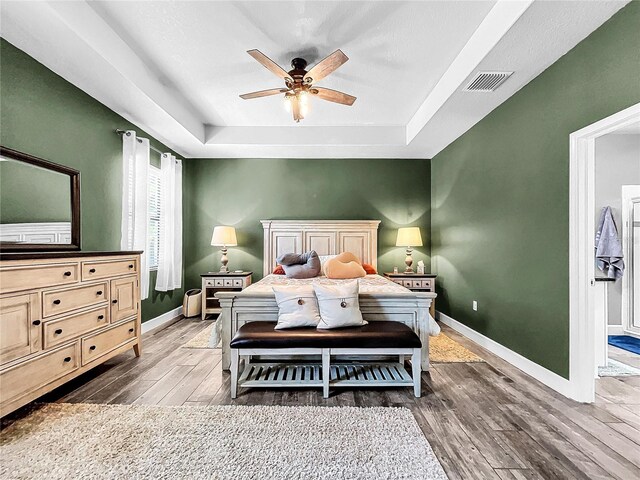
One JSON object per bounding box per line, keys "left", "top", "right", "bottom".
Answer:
{"left": 569, "top": 102, "right": 640, "bottom": 403}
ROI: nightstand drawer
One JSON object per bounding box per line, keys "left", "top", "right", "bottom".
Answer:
{"left": 215, "top": 278, "right": 224, "bottom": 287}
{"left": 233, "top": 279, "right": 243, "bottom": 287}
{"left": 402, "top": 280, "right": 413, "bottom": 288}
{"left": 421, "top": 279, "right": 434, "bottom": 290}
{"left": 412, "top": 280, "right": 422, "bottom": 288}
{"left": 223, "top": 278, "right": 234, "bottom": 287}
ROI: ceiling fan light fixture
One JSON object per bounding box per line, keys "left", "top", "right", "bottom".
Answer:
{"left": 240, "top": 49, "right": 356, "bottom": 122}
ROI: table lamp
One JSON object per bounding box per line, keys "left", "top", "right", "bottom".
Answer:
{"left": 211, "top": 226, "right": 237, "bottom": 273}
{"left": 396, "top": 227, "right": 423, "bottom": 273}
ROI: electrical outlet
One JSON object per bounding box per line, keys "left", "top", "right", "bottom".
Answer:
{"left": 472, "top": 301, "right": 478, "bottom": 311}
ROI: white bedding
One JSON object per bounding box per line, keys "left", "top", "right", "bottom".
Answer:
{"left": 240, "top": 274, "right": 440, "bottom": 336}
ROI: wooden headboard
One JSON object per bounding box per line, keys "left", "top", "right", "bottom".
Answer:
{"left": 261, "top": 220, "right": 381, "bottom": 274}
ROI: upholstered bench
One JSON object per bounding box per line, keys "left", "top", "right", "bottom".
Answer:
{"left": 230, "top": 321, "right": 422, "bottom": 399}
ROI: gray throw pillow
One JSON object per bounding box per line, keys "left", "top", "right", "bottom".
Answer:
{"left": 280, "top": 251, "right": 321, "bottom": 279}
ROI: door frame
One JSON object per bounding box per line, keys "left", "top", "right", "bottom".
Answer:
{"left": 569, "top": 102, "right": 640, "bottom": 402}
{"left": 621, "top": 186, "right": 640, "bottom": 336}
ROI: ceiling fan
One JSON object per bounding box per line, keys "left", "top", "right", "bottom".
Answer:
{"left": 239, "top": 49, "right": 356, "bottom": 122}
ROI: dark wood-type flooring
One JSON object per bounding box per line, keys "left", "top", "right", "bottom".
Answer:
{"left": 5, "top": 316, "right": 640, "bottom": 479}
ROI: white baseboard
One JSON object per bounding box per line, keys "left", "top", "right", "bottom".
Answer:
{"left": 436, "top": 311, "right": 576, "bottom": 401}
{"left": 607, "top": 325, "right": 624, "bottom": 336}
{"left": 142, "top": 306, "right": 183, "bottom": 334}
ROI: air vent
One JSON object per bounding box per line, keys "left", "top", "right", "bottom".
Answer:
{"left": 463, "top": 71, "right": 513, "bottom": 92}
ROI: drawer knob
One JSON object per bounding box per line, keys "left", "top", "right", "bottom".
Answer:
{"left": 89, "top": 345, "right": 96, "bottom": 351}
{"left": 112, "top": 299, "right": 118, "bottom": 304}
{"left": 53, "top": 299, "right": 61, "bottom": 305}
{"left": 96, "top": 290, "right": 103, "bottom": 295}
{"left": 89, "top": 268, "right": 96, "bottom": 273}
{"left": 55, "top": 328, "right": 63, "bottom": 335}
{"left": 98, "top": 315, "right": 104, "bottom": 320}
{"left": 32, "top": 320, "right": 41, "bottom": 326}
{"left": 128, "top": 328, "right": 134, "bottom": 333}
{"left": 128, "top": 264, "right": 134, "bottom": 269}
{"left": 63, "top": 356, "right": 72, "bottom": 362}
{"left": 63, "top": 271, "right": 72, "bottom": 277}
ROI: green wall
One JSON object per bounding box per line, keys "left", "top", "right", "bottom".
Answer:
{"left": 183, "top": 158, "right": 431, "bottom": 289}
{"left": 0, "top": 39, "right": 183, "bottom": 322}
{"left": 430, "top": 3, "right": 640, "bottom": 378}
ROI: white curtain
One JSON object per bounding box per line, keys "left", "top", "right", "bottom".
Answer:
{"left": 120, "top": 130, "right": 150, "bottom": 300}
{"left": 156, "top": 152, "right": 182, "bottom": 291}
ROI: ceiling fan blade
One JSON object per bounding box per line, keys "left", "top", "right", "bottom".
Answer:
{"left": 304, "top": 49, "right": 349, "bottom": 83}
{"left": 311, "top": 87, "right": 356, "bottom": 106}
{"left": 239, "top": 88, "right": 289, "bottom": 100}
{"left": 247, "top": 49, "right": 292, "bottom": 82}
{"left": 291, "top": 95, "right": 303, "bottom": 122}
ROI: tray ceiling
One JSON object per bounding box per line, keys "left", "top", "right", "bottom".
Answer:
{"left": 0, "top": 1, "right": 628, "bottom": 158}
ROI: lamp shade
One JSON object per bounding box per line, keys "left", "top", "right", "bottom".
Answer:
{"left": 211, "top": 226, "right": 237, "bottom": 246}
{"left": 396, "top": 227, "right": 423, "bottom": 247}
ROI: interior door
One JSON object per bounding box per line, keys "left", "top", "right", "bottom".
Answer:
{"left": 632, "top": 200, "right": 640, "bottom": 330}
{"left": 622, "top": 186, "right": 640, "bottom": 335}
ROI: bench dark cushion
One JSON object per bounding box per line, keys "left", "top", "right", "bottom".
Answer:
{"left": 230, "top": 321, "right": 421, "bottom": 349}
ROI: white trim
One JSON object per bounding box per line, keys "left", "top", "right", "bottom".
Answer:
{"left": 621, "top": 186, "right": 640, "bottom": 335}
{"left": 437, "top": 311, "right": 576, "bottom": 400}
{"left": 608, "top": 325, "right": 625, "bottom": 336}
{"left": 141, "top": 306, "right": 182, "bottom": 334}
{"left": 0, "top": 222, "right": 71, "bottom": 244}
{"left": 569, "top": 103, "right": 640, "bottom": 402}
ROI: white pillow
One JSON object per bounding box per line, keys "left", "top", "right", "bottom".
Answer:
{"left": 272, "top": 285, "right": 321, "bottom": 330}
{"left": 314, "top": 280, "right": 368, "bottom": 329}
{"left": 318, "top": 254, "right": 337, "bottom": 276}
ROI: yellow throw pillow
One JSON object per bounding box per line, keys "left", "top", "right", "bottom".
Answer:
{"left": 324, "top": 252, "right": 366, "bottom": 279}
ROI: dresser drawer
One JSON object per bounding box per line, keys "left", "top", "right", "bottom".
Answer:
{"left": 0, "top": 263, "right": 78, "bottom": 294}
{"left": 42, "top": 282, "right": 108, "bottom": 318}
{"left": 81, "top": 319, "right": 137, "bottom": 366}
{"left": 0, "top": 343, "right": 78, "bottom": 406}
{"left": 421, "top": 279, "right": 434, "bottom": 290}
{"left": 43, "top": 305, "right": 109, "bottom": 349}
{"left": 0, "top": 293, "right": 41, "bottom": 365}
{"left": 82, "top": 258, "right": 138, "bottom": 281}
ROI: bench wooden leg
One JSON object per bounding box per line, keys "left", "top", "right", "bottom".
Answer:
{"left": 231, "top": 348, "right": 239, "bottom": 399}
{"left": 322, "top": 348, "right": 330, "bottom": 398}
{"left": 412, "top": 348, "right": 421, "bottom": 398}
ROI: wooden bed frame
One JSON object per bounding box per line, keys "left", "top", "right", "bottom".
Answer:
{"left": 216, "top": 220, "right": 436, "bottom": 371}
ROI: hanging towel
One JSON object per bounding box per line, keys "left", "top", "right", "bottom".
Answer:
{"left": 595, "top": 206, "right": 624, "bottom": 279}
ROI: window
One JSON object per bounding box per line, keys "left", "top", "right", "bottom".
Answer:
{"left": 148, "top": 165, "right": 161, "bottom": 270}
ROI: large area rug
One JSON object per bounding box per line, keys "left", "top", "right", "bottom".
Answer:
{"left": 0, "top": 403, "right": 448, "bottom": 480}
{"left": 184, "top": 322, "right": 483, "bottom": 363}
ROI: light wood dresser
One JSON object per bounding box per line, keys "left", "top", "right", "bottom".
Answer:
{"left": 0, "top": 251, "right": 142, "bottom": 417}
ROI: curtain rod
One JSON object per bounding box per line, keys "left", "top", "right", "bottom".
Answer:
{"left": 115, "top": 129, "right": 169, "bottom": 157}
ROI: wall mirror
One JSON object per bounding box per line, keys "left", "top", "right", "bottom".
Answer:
{"left": 0, "top": 146, "right": 80, "bottom": 251}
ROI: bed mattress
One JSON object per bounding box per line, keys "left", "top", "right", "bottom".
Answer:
{"left": 241, "top": 273, "right": 411, "bottom": 295}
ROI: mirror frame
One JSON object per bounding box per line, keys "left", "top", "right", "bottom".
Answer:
{"left": 0, "top": 146, "right": 81, "bottom": 252}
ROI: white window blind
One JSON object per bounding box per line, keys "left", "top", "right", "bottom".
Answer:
{"left": 125, "top": 163, "right": 161, "bottom": 270}
{"left": 148, "top": 165, "right": 162, "bottom": 270}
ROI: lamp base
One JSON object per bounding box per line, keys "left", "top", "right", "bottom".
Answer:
{"left": 404, "top": 248, "right": 414, "bottom": 273}
{"left": 219, "top": 247, "right": 229, "bottom": 273}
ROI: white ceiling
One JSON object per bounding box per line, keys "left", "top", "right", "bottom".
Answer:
{"left": 0, "top": 1, "right": 629, "bottom": 158}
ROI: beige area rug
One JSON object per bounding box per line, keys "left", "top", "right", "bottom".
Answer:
{"left": 185, "top": 323, "right": 483, "bottom": 363}
{"left": 429, "top": 333, "right": 483, "bottom": 363}
{"left": 0, "top": 403, "right": 448, "bottom": 480}
{"left": 183, "top": 321, "right": 220, "bottom": 349}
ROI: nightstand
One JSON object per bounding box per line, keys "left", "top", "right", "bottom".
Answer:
{"left": 384, "top": 272, "right": 437, "bottom": 318}
{"left": 201, "top": 271, "right": 252, "bottom": 319}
